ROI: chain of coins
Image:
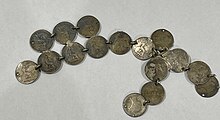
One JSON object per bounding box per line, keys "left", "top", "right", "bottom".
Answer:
{"left": 15, "top": 15, "right": 219, "bottom": 118}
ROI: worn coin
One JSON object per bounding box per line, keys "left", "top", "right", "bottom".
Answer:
{"left": 30, "top": 29, "right": 54, "bottom": 52}
{"left": 123, "top": 93, "right": 147, "bottom": 117}
{"left": 86, "top": 36, "right": 108, "bottom": 58}
{"left": 132, "top": 37, "right": 155, "bottom": 60}
{"left": 163, "top": 48, "right": 190, "bottom": 73}
{"left": 145, "top": 56, "right": 169, "bottom": 82}
{"left": 109, "top": 31, "right": 132, "bottom": 55}
{"left": 195, "top": 76, "right": 219, "bottom": 98}
{"left": 15, "top": 60, "right": 40, "bottom": 84}
{"left": 53, "top": 21, "right": 77, "bottom": 45}
{"left": 151, "top": 29, "right": 174, "bottom": 51}
{"left": 38, "top": 51, "right": 62, "bottom": 74}
{"left": 62, "top": 42, "right": 86, "bottom": 65}
{"left": 77, "top": 15, "right": 100, "bottom": 38}
{"left": 186, "top": 61, "right": 211, "bottom": 85}
{"left": 141, "top": 82, "right": 165, "bottom": 105}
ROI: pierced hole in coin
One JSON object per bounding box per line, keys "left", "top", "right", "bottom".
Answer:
{"left": 16, "top": 72, "right": 20, "bottom": 76}
{"left": 202, "top": 94, "right": 206, "bottom": 97}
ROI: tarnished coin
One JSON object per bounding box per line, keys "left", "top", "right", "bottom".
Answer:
{"left": 123, "top": 93, "right": 147, "bottom": 117}
{"left": 151, "top": 29, "right": 174, "bottom": 51}
{"left": 30, "top": 29, "right": 54, "bottom": 52}
{"left": 53, "top": 21, "right": 77, "bottom": 45}
{"left": 86, "top": 36, "right": 108, "bottom": 58}
{"left": 132, "top": 37, "right": 155, "bottom": 60}
{"left": 141, "top": 82, "right": 165, "bottom": 105}
{"left": 145, "top": 56, "right": 169, "bottom": 81}
{"left": 38, "top": 51, "right": 62, "bottom": 74}
{"left": 77, "top": 15, "right": 100, "bottom": 38}
{"left": 15, "top": 60, "right": 40, "bottom": 84}
{"left": 195, "top": 76, "right": 219, "bottom": 98}
{"left": 186, "top": 61, "right": 211, "bottom": 85}
{"left": 62, "top": 42, "right": 85, "bottom": 65}
{"left": 109, "top": 31, "right": 132, "bottom": 55}
{"left": 163, "top": 48, "right": 190, "bottom": 73}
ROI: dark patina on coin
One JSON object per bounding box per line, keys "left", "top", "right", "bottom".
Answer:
{"left": 62, "top": 42, "right": 86, "bottom": 65}
{"left": 30, "top": 29, "right": 54, "bottom": 52}
{"left": 53, "top": 21, "right": 77, "bottom": 45}
{"left": 38, "top": 51, "right": 62, "bottom": 74}
{"left": 109, "top": 31, "right": 132, "bottom": 55}
{"left": 86, "top": 36, "right": 108, "bottom": 58}
{"left": 77, "top": 15, "right": 100, "bottom": 38}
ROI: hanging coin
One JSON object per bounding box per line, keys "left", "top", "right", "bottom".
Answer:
{"left": 62, "top": 42, "right": 86, "bottom": 65}
{"left": 86, "top": 36, "right": 108, "bottom": 58}
{"left": 141, "top": 82, "right": 165, "bottom": 105}
{"left": 186, "top": 61, "right": 211, "bottom": 85}
{"left": 109, "top": 31, "right": 132, "bottom": 55}
{"left": 30, "top": 29, "right": 54, "bottom": 53}
{"left": 151, "top": 29, "right": 174, "bottom": 51}
{"left": 53, "top": 21, "right": 77, "bottom": 45}
{"left": 145, "top": 56, "right": 169, "bottom": 82}
{"left": 132, "top": 37, "right": 155, "bottom": 60}
{"left": 15, "top": 60, "right": 40, "bottom": 84}
{"left": 38, "top": 51, "right": 62, "bottom": 74}
{"left": 77, "top": 15, "right": 100, "bottom": 38}
{"left": 163, "top": 48, "right": 190, "bottom": 73}
{"left": 123, "top": 93, "right": 147, "bottom": 117}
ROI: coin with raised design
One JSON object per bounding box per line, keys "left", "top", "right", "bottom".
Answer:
{"left": 62, "top": 42, "right": 86, "bottom": 65}
{"left": 123, "top": 93, "right": 147, "bottom": 117}
{"left": 30, "top": 29, "right": 54, "bottom": 52}
{"left": 163, "top": 48, "right": 190, "bottom": 73}
{"left": 109, "top": 31, "right": 132, "bottom": 55}
{"left": 77, "top": 15, "right": 100, "bottom": 38}
{"left": 141, "top": 82, "right": 165, "bottom": 105}
{"left": 132, "top": 37, "right": 155, "bottom": 60}
{"left": 53, "top": 21, "right": 77, "bottom": 45}
{"left": 38, "top": 51, "right": 62, "bottom": 74}
{"left": 186, "top": 61, "right": 211, "bottom": 85}
{"left": 15, "top": 60, "right": 40, "bottom": 84}
{"left": 86, "top": 36, "right": 108, "bottom": 58}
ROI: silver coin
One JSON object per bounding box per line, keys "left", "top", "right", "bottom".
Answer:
{"left": 163, "top": 48, "right": 190, "bottom": 73}
{"left": 195, "top": 76, "right": 219, "bottom": 98}
{"left": 145, "top": 56, "right": 169, "bottom": 82}
{"left": 38, "top": 51, "right": 62, "bottom": 74}
{"left": 62, "top": 42, "right": 86, "bottom": 65}
{"left": 53, "top": 21, "right": 77, "bottom": 45}
{"left": 186, "top": 61, "right": 211, "bottom": 85}
{"left": 15, "top": 60, "right": 40, "bottom": 85}
{"left": 30, "top": 29, "right": 54, "bottom": 53}
{"left": 132, "top": 37, "right": 155, "bottom": 60}
{"left": 86, "top": 36, "right": 108, "bottom": 59}
{"left": 123, "top": 93, "right": 147, "bottom": 117}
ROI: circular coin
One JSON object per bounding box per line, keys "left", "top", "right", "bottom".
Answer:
{"left": 30, "top": 29, "right": 54, "bottom": 52}
{"left": 77, "top": 15, "right": 100, "bottom": 38}
{"left": 145, "top": 56, "right": 169, "bottom": 81}
{"left": 15, "top": 60, "right": 40, "bottom": 84}
{"left": 186, "top": 61, "right": 211, "bottom": 85}
{"left": 151, "top": 29, "right": 174, "bottom": 51}
{"left": 163, "top": 48, "right": 190, "bottom": 73}
{"left": 141, "top": 82, "right": 165, "bottom": 105}
{"left": 132, "top": 37, "right": 155, "bottom": 60}
{"left": 38, "top": 51, "right": 62, "bottom": 74}
{"left": 53, "top": 21, "right": 77, "bottom": 45}
{"left": 62, "top": 42, "right": 86, "bottom": 65}
{"left": 109, "top": 31, "right": 132, "bottom": 55}
{"left": 86, "top": 36, "right": 108, "bottom": 58}
{"left": 123, "top": 93, "right": 147, "bottom": 117}
{"left": 195, "top": 76, "right": 219, "bottom": 98}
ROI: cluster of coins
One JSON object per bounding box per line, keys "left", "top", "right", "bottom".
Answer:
{"left": 15, "top": 15, "right": 219, "bottom": 118}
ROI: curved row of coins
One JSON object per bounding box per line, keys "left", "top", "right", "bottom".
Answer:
{"left": 15, "top": 15, "right": 219, "bottom": 118}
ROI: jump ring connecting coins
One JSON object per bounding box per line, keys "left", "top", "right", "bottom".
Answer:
{"left": 15, "top": 15, "right": 219, "bottom": 118}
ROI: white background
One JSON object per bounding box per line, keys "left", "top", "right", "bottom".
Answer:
{"left": 0, "top": 0, "right": 220, "bottom": 120}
